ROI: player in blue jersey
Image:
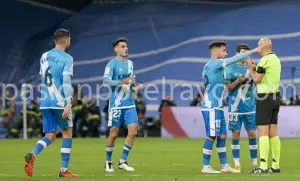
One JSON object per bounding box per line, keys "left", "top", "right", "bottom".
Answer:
{"left": 24, "top": 29, "right": 79, "bottom": 178}
{"left": 103, "top": 38, "right": 138, "bottom": 172}
{"left": 224, "top": 44, "right": 257, "bottom": 173}
{"left": 200, "top": 41, "right": 263, "bottom": 174}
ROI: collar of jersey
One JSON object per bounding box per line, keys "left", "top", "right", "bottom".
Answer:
{"left": 116, "top": 57, "right": 128, "bottom": 62}
{"left": 53, "top": 48, "right": 66, "bottom": 53}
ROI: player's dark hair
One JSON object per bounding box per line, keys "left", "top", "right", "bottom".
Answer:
{"left": 54, "top": 29, "right": 70, "bottom": 43}
{"left": 208, "top": 41, "right": 227, "bottom": 50}
{"left": 112, "top": 37, "right": 128, "bottom": 48}
{"left": 236, "top": 43, "right": 251, "bottom": 53}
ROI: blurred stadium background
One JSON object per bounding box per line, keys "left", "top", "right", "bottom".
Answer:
{"left": 1, "top": 0, "right": 300, "bottom": 139}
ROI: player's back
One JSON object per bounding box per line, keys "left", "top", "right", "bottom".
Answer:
{"left": 224, "top": 63, "right": 255, "bottom": 113}
{"left": 201, "top": 59, "right": 225, "bottom": 109}
{"left": 39, "top": 48, "right": 73, "bottom": 109}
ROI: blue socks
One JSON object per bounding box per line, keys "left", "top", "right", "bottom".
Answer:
{"left": 106, "top": 145, "right": 114, "bottom": 162}
{"left": 61, "top": 138, "right": 72, "bottom": 171}
{"left": 202, "top": 138, "right": 214, "bottom": 166}
{"left": 32, "top": 137, "right": 52, "bottom": 156}
{"left": 249, "top": 138, "right": 258, "bottom": 166}
{"left": 231, "top": 139, "right": 240, "bottom": 166}
{"left": 120, "top": 144, "right": 131, "bottom": 163}
{"left": 216, "top": 137, "right": 227, "bottom": 166}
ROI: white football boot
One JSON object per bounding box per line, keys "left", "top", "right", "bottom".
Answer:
{"left": 105, "top": 161, "right": 114, "bottom": 173}
{"left": 118, "top": 161, "right": 135, "bottom": 172}
{"left": 200, "top": 165, "right": 221, "bottom": 174}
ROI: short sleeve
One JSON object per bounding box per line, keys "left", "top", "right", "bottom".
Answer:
{"left": 63, "top": 56, "right": 73, "bottom": 76}
{"left": 103, "top": 61, "right": 114, "bottom": 79}
{"left": 256, "top": 58, "right": 268, "bottom": 74}
{"left": 214, "top": 59, "right": 225, "bottom": 69}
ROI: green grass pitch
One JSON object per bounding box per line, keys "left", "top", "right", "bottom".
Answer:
{"left": 0, "top": 138, "right": 299, "bottom": 181}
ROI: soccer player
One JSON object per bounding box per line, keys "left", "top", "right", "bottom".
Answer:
{"left": 224, "top": 44, "right": 257, "bottom": 172}
{"left": 103, "top": 38, "right": 138, "bottom": 172}
{"left": 248, "top": 38, "right": 281, "bottom": 173}
{"left": 200, "top": 41, "right": 263, "bottom": 174}
{"left": 24, "top": 29, "right": 79, "bottom": 178}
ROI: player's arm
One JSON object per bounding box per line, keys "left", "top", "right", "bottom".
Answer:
{"left": 62, "top": 57, "right": 73, "bottom": 119}
{"left": 224, "top": 68, "right": 245, "bottom": 91}
{"left": 62, "top": 57, "right": 74, "bottom": 104}
{"left": 222, "top": 51, "right": 253, "bottom": 67}
{"left": 226, "top": 75, "right": 246, "bottom": 91}
{"left": 247, "top": 59, "right": 265, "bottom": 83}
{"left": 63, "top": 75, "right": 72, "bottom": 104}
{"left": 103, "top": 62, "right": 135, "bottom": 86}
{"left": 216, "top": 46, "right": 263, "bottom": 69}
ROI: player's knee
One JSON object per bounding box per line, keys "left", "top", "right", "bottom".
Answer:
{"left": 128, "top": 129, "right": 137, "bottom": 138}
{"left": 247, "top": 130, "right": 256, "bottom": 139}
{"left": 269, "top": 124, "right": 278, "bottom": 138}
{"left": 62, "top": 128, "right": 72, "bottom": 138}
{"left": 207, "top": 136, "right": 216, "bottom": 141}
{"left": 109, "top": 128, "right": 119, "bottom": 139}
{"left": 45, "top": 133, "right": 56, "bottom": 142}
{"left": 232, "top": 131, "right": 241, "bottom": 140}
{"left": 219, "top": 134, "right": 227, "bottom": 139}
{"left": 257, "top": 125, "right": 269, "bottom": 137}
{"left": 109, "top": 132, "right": 118, "bottom": 139}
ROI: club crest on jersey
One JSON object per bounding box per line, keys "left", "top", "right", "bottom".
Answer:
{"left": 105, "top": 67, "right": 110, "bottom": 74}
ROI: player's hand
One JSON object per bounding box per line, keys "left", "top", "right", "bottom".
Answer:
{"left": 245, "top": 57, "right": 254, "bottom": 64}
{"left": 62, "top": 103, "right": 71, "bottom": 120}
{"left": 247, "top": 58, "right": 255, "bottom": 72}
{"left": 237, "top": 75, "right": 246, "bottom": 83}
{"left": 124, "top": 76, "right": 136, "bottom": 84}
{"left": 252, "top": 44, "right": 266, "bottom": 53}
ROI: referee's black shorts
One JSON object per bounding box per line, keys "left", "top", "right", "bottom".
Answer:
{"left": 256, "top": 92, "right": 281, "bottom": 125}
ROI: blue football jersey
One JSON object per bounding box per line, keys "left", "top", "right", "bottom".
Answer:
{"left": 39, "top": 48, "right": 73, "bottom": 109}
{"left": 201, "top": 59, "right": 226, "bottom": 109}
{"left": 224, "top": 63, "right": 255, "bottom": 113}
{"left": 103, "top": 58, "right": 135, "bottom": 109}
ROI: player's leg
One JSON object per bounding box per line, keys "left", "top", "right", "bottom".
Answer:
{"left": 251, "top": 96, "right": 272, "bottom": 173}
{"left": 269, "top": 98, "right": 281, "bottom": 173}
{"left": 24, "top": 109, "right": 56, "bottom": 177}
{"left": 56, "top": 110, "right": 79, "bottom": 178}
{"left": 228, "top": 113, "right": 242, "bottom": 170}
{"left": 217, "top": 110, "right": 238, "bottom": 173}
{"left": 244, "top": 113, "right": 258, "bottom": 168}
{"left": 118, "top": 107, "right": 138, "bottom": 172}
{"left": 105, "top": 109, "right": 121, "bottom": 172}
{"left": 269, "top": 124, "right": 280, "bottom": 172}
{"left": 105, "top": 127, "right": 119, "bottom": 172}
{"left": 200, "top": 110, "right": 220, "bottom": 174}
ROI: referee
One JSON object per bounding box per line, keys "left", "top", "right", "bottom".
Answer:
{"left": 247, "top": 38, "right": 281, "bottom": 173}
